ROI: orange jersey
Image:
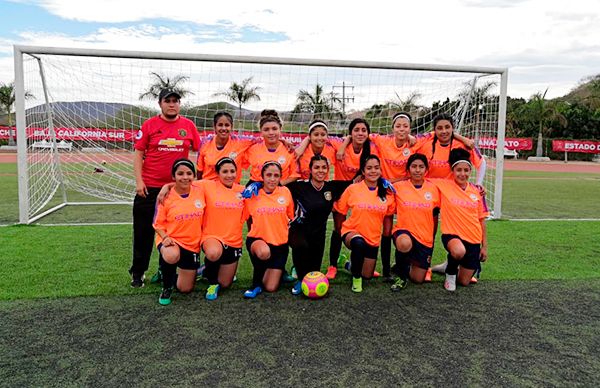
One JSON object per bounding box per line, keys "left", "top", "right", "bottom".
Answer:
{"left": 197, "top": 135, "right": 257, "bottom": 183}
{"left": 370, "top": 134, "right": 430, "bottom": 180}
{"left": 296, "top": 142, "right": 339, "bottom": 180}
{"left": 392, "top": 179, "right": 440, "bottom": 247}
{"left": 243, "top": 186, "right": 295, "bottom": 245}
{"left": 245, "top": 143, "right": 300, "bottom": 182}
{"left": 153, "top": 185, "right": 205, "bottom": 252}
{"left": 334, "top": 181, "right": 396, "bottom": 246}
{"left": 417, "top": 137, "right": 483, "bottom": 179}
{"left": 193, "top": 180, "right": 245, "bottom": 248}
{"left": 432, "top": 179, "right": 490, "bottom": 244}
{"left": 330, "top": 137, "right": 380, "bottom": 181}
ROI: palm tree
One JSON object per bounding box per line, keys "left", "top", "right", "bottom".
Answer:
{"left": 139, "top": 72, "right": 193, "bottom": 101}
{"left": 0, "top": 82, "right": 34, "bottom": 146}
{"left": 213, "top": 77, "right": 261, "bottom": 131}
{"left": 389, "top": 91, "right": 424, "bottom": 117}
{"left": 528, "top": 88, "right": 567, "bottom": 157}
{"left": 292, "top": 84, "right": 342, "bottom": 120}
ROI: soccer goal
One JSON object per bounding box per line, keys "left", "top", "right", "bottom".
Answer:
{"left": 14, "top": 45, "right": 507, "bottom": 224}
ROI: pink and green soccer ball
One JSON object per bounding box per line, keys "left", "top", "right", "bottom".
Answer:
{"left": 301, "top": 271, "right": 329, "bottom": 299}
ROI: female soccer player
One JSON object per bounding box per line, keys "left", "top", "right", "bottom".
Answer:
{"left": 242, "top": 161, "right": 295, "bottom": 298}
{"left": 153, "top": 159, "right": 205, "bottom": 305}
{"left": 244, "top": 109, "right": 299, "bottom": 185}
{"left": 199, "top": 157, "right": 246, "bottom": 300}
{"left": 434, "top": 148, "right": 489, "bottom": 292}
{"left": 287, "top": 155, "right": 352, "bottom": 295}
{"left": 326, "top": 118, "right": 379, "bottom": 280}
{"left": 334, "top": 155, "right": 395, "bottom": 293}
{"left": 294, "top": 119, "right": 340, "bottom": 179}
{"left": 390, "top": 153, "right": 440, "bottom": 291}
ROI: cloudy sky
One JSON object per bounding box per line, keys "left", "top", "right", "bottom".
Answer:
{"left": 0, "top": 0, "right": 598, "bottom": 100}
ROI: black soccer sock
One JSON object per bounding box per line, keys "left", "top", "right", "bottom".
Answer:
{"left": 445, "top": 253, "right": 459, "bottom": 276}
{"left": 161, "top": 261, "right": 177, "bottom": 289}
{"left": 329, "top": 230, "right": 342, "bottom": 267}
{"left": 394, "top": 250, "right": 410, "bottom": 281}
{"left": 249, "top": 254, "right": 266, "bottom": 288}
{"left": 381, "top": 235, "right": 392, "bottom": 277}
{"left": 350, "top": 237, "right": 368, "bottom": 279}
{"left": 203, "top": 259, "right": 219, "bottom": 285}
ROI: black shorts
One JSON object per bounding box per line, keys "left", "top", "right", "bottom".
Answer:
{"left": 392, "top": 230, "right": 433, "bottom": 269}
{"left": 246, "top": 237, "right": 289, "bottom": 270}
{"left": 343, "top": 232, "right": 379, "bottom": 259}
{"left": 441, "top": 234, "right": 481, "bottom": 270}
{"left": 219, "top": 243, "right": 242, "bottom": 265}
{"left": 158, "top": 243, "right": 200, "bottom": 270}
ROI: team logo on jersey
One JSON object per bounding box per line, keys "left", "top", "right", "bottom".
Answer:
{"left": 469, "top": 193, "right": 478, "bottom": 202}
{"left": 278, "top": 156, "right": 286, "bottom": 165}
{"left": 324, "top": 191, "right": 332, "bottom": 201}
{"left": 135, "top": 130, "right": 143, "bottom": 140}
{"left": 424, "top": 192, "right": 432, "bottom": 201}
{"left": 194, "top": 200, "right": 204, "bottom": 209}
{"left": 229, "top": 152, "right": 238, "bottom": 159}
{"left": 158, "top": 138, "right": 184, "bottom": 147}
{"left": 277, "top": 196, "right": 286, "bottom": 205}
{"left": 178, "top": 129, "right": 187, "bottom": 137}
{"left": 402, "top": 148, "right": 411, "bottom": 157}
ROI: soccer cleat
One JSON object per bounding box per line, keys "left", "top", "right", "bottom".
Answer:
{"left": 158, "top": 287, "right": 172, "bottom": 305}
{"left": 373, "top": 270, "right": 381, "bottom": 278}
{"left": 291, "top": 281, "right": 302, "bottom": 296}
{"left": 337, "top": 252, "right": 348, "bottom": 267}
{"left": 382, "top": 275, "right": 395, "bottom": 283}
{"left": 205, "top": 284, "right": 220, "bottom": 301}
{"left": 424, "top": 268, "right": 432, "bottom": 283}
{"left": 390, "top": 277, "right": 408, "bottom": 292}
{"left": 149, "top": 269, "right": 162, "bottom": 284}
{"left": 130, "top": 273, "right": 145, "bottom": 288}
{"left": 431, "top": 261, "right": 448, "bottom": 274}
{"left": 470, "top": 276, "right": 478, "bottom": 284}
{"left": 351, "top": 277, "right": 363, "bottom": 293}
{"left": 326, "top": 265, "right": 338, "bottom": 280}
{"left": 282, "top": 270, "right": 296, "bottom": 283}
{"left": 444, "top": 274, "right": 457, "bottom": 292}
{"left": 243, "top": 286, "right": 263, "bottom": 299}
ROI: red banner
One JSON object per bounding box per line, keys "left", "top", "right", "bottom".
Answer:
{"left": 478, "top": 137, "right": 533, "bottom": 150}
{"left": 552, "top": 140, "right": 600, "bottom": 154}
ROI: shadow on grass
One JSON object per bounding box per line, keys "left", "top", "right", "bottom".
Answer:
{"left": 2, "top": 279, "right": 600, "bottom": 386}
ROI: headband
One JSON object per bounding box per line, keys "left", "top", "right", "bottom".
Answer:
{"left": 392, "top": 113, "right": 411, "bottom": 125}
{"left": 172, "top": 159, "right": 196, "bottom": 176}
{"left": 262, "top": 160, "right": 282, "bottom": 170}
{"left": 308, "top": 121, "right": 328, "bottom": 133}
{"left": 215, "top": 157, "right": 236, "bottom": 171}
{"left": 451, "top": 159, "right": 472, "bottom": 169}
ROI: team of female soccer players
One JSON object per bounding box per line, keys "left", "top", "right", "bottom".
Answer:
{"left": 152, "top": 109, "right": 489, "bottom": 305}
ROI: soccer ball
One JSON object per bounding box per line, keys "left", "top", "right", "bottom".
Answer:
{"left": 301, "top": 271, "right": 329, "bottom": 299}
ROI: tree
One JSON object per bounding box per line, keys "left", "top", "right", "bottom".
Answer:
{"left": 139, "top": 72, "right": 192, "bottom": 101}
{"left": 524, "top": 89, "right": 567, "bottom": 157}
{"left": 292, "top": 84, "right": 342, "bottom": 120}
{"left": 213, "top": 77, "right": 261, "bottom": 132}
{"left": 388, "top": 91, "right": 425, "bottom": 117}
{"left": 0, "top": 82, "right": 34, "bottom": 145}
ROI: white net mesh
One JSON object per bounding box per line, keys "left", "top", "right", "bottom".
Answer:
{"left": 18, "top": 50, "right": 503, "bottom": 222}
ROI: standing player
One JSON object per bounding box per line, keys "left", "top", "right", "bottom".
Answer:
{"left": 390, "top": 153, "right": 440, "bottom": 291}
{"left": 326, "top": 118, "right": 379, "bottom": 280}
{"left": 130, "top": 88, "right": 200, "bottom": 288}
{"left": 334, "top": 155, "right": 396, "bottom": 293}
{"left": 153, "top": 159, "right": 204, "bottom": 305}
{"left": 434, "top": 148, "right": 489, "bottom": 291}
{"left": 242, "top": 161, "right": 295, "bottom": 298}
{"left": 293, "top": 119, "right": 340, "bottom": 179}
{"left": 244, "top": 109, "right": 299, "bottom": 186}
{"left": 287, "top": 155, "right": 352, "bottom": 295}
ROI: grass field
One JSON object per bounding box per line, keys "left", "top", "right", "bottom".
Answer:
{"left": 2, "top": 160, "right": 600, "bottom": 385}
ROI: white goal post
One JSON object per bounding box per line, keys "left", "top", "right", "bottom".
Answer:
{"left": 13, "top": 45, "right": 507, "bottom": 224}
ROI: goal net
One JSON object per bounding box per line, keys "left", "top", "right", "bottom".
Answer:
{"left": 14, "top": 46, "right": 507, "bottom": 224}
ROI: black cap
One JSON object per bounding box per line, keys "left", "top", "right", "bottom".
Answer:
{"left": 158, "top": 88, "right": 181, "bottom": 101}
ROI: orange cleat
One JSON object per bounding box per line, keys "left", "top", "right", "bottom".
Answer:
{"left": 373, "top": 270, "right": 381, "bottom": 278}
{"left": 326, "top": 266, "right": 337, "bottom": 280}
{"left": 424, "top": 268, "right": 432, "bottom": 282}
